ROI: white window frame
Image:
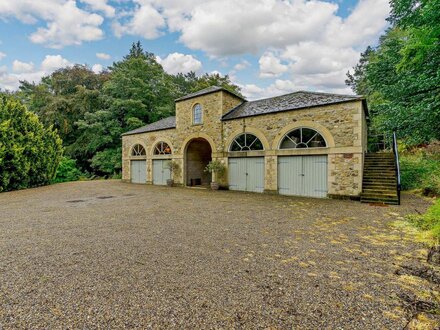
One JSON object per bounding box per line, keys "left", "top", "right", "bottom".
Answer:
{"left": 279, "top": 127, "right": 327, "bottom": 149}
{"left": 193, "top": 103, "right": 202, "bottom": 125}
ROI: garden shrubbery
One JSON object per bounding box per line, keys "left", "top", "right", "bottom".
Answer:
{"left": 51, "top": 157, "right": 83, "bottom": 183}
{"left": 400, "top": 141, "right": 440, "bottom": 196}
{"left": 0, "top": 95, "right": 63, "bottom": 192}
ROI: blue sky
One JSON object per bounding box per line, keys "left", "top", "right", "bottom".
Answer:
{"left": 0, "top": 0, "right": 389, "bottom": 99}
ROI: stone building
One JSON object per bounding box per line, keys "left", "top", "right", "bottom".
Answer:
{"left": 121, "top": 86, "right": 368, "bottom": 199}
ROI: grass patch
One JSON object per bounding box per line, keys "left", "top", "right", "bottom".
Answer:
{"left": 406, "top": 198, "right": 440, "bottom": 244}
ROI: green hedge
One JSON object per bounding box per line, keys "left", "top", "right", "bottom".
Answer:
{"left": 0, "top": 95, "right": 63, "bottom": 192}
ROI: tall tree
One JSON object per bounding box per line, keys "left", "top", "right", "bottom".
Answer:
{"left": 14, "top": 42, "right": 244, "bottom": 177}
{"left": 346, "top": 0, "right": 440, "bottom": 145}
{"left": 0, "top": 95, "right": 63, "bottom": 191}
{"left": 73, "top": 42, "right": 175, "bottom": 175}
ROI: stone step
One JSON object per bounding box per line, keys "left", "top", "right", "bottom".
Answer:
{"left": 363, "top": 183, "right": 397, "bottom": 189}
{"left": 363, "top": 183, "right": 397, "bottom": 187}
{"left": 364, "top": 170, "right": 395, "bottom": 172}
{"left": 364, "top": 162, "right": 394, "bottom": 167}
{"left": 362, "top": 189, "right": 397, "bottom": 195}
{"left": 360, "top": 197, "right": 399, "bottom": 205}
{"left": 362, "top": 182, "right": 397, "bottom": 190}
{"left": 364, "top": 168, "right": 396, "bottom": 174}
{"left": 363, "top": 172, "right": 396, "bottom": 176}
{"left": 365, "top": 156, "right": 394, "bottom": 160}
{"left": 364, "top": 160, "right": 395, "bottom": 163}
{"left": 361, "top": 192, "right": 398, "bottom": 199}
{"left": 364, "top": 174, "right": 396, "bottom": 177}
{"left": 365, "top": 155, "right": 394, "bottom": 158}
{"left": 364, "top": 163, "right": 395, "bottom": 167}
{"left": 363, "top": 175, "right": 396, "bottom": 180}
{"left": 365, "top": 153, "right": 394, "bottom": 156}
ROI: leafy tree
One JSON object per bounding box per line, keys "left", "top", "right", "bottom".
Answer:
{"left": 14, "top": 42, "right": 243, "bottom": 177}
{"left": 172, "top": 72, "right": 243, "bottom": 98}
{"left": 70, "top": 42, "right": 175, "bottom": 175}
{"left": 18, "top": 66, "right": 108, "bottom": 172}
{"left": 0, "top": 95, "right": 63, "bottom": 192}
{"left": 347, "top": 0, "right": 440, "bottom": 145}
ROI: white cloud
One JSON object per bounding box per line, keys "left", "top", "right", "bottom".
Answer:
{"left": 112, "top": 0, "right": 165, "bottom": 39}
{"left": 175, "top": 0, "right": 338, "bottom": 56}
{"left": 0, "top": 54, "right": 71, "bottom": 91}
{"left": 80, "top": 0, "right": 115, "bottom": 17}
{"left": 259, "top": 52, "right": 289, "bottom": 78}
{"left": 92, "top": 63, "right": 103, "bottom": 73}
{"left": 117, "top": 0, "right": 389, "bottom": 93}
{"left": 96, "top": 52, "right": 111, "bottom": 60}
{"left": 0, "top": 0, "right": 390, "bottom": 93}
{"left": 0, "top": 52, "right": 6, "bottom": 61}
{"left": 233, "top": 60, "right": 250, "bottom": 71}
{"left": 41, "top": 55, "right": 71, "bottom": 71}
{"left": 157, "top": 52, "right": 202, "bottom": 75}
{"left": 0, "top": 0, "right": 105, "bottom": 48}
{"left": 239, "top": 83, "right": 264, "bottom": 100}
{"left": 12, "top": 60, "right": 34, "bottom": 73}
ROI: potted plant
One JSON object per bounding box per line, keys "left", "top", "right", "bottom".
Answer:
{"left": 165, "top": 160, "right": 179, "bottom": 187}
{"left": 204, "top": 160, "right": 226, "bottom": 190}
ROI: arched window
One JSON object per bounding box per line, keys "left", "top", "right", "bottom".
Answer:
{"left": 280, "top": 128, "right": 327, "bottom": 149}
{"left": 154, "top": 141, "right": 172, "bottom": 155}
{"left": 230, "top": 133, "right": 264, "bottom": 151}
{"left": 193, "top": 103, "right": 202, "bottom": 124}
{"left": 131, "top": 144, "right": 146, "bottom": 156}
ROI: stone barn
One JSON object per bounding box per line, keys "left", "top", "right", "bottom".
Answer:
{"left": 121, "top": 86, "right": 371, "bottom": 200}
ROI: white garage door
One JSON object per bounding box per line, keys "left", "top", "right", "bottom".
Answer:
{"left": 228, "top": 157, "right": 264, "bottom": 193}
{"left": 152, "top": 159, "right": 171, "bottom": 185}
{"left": 130, "top": 160, "right": 146, "bottom": 184}
{"left": 278, "top": 155, "right": 327, "bottom": 198}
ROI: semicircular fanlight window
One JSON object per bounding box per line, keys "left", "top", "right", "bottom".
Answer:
{"left": 154, "top": 141, "right": 172, "bottom": 155}
{"left": 280, "top": 128, "right": 326, "bottom": 149}
{"left": 230, "top": 133, "right": 264, "bottom": 151}
{"left": 131, "top": 144, "right": 146, "bottom": 156}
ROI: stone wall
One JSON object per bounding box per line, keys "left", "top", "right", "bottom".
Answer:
{"left": 122, "top": 90, "right": 367, "bottom": 198}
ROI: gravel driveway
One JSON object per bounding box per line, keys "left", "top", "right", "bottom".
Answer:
{"left": 0, "top": 180, "right": 437, "bottom": 328}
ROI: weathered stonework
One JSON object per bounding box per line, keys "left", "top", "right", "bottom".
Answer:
{"left": 122, "top": 89, "right": 367, "bottom": 198}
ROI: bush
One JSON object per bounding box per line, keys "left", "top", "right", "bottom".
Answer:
{"left": 400, "top": 144, "right": 440, "bottom": 196}
{"left": 52, "top": 157, "right": 83, "bottom": 183}
{"left": 406, "top": 198, "right": 440, "bottom": 243}
{"left": 0, "top": 95, "right": 63, "bottom": 192}
{"left": 90, "top": 147, "right": 122, "bottom": 175}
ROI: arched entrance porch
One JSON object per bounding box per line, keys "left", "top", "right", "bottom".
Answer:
{"left": 185, "top": 138, "right": 212, "bottom": 186}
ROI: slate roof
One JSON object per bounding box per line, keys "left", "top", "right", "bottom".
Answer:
{"left": 122, "top": 90, "right": 366, "bottom": 136}
{"left": 121, "top": 116, "right": 176, "bottom": 136}
{"left": 175, "top": 86, "right": 245, "bottom": 102}
{"left": 222, "top": 91, "right": 364, "bottom": 120}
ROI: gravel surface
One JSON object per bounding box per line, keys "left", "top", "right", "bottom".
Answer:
{"left": 0, "top": 180, "right": 437, "bottom": 328}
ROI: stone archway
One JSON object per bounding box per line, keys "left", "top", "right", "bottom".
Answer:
{"left": 185, "top": 138, "right": 212, "bottom": 186}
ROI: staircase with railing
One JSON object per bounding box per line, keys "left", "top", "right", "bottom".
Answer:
{"left": 361, "top": 132, "right": 401, "bottom": 205}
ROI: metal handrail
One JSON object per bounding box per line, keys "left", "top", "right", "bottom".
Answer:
{"left": 392, "top": 131, "right": 401, "bottom": 205}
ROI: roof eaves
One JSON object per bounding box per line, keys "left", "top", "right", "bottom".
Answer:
{"left": 121, "top": 125, "right": 176, "bottom": 136}
{"left": 175, "top": 86, "right": 245, "bottom": 103}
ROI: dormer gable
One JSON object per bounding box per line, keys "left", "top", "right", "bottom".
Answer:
{"left": 175, "top": 86, "right": 245, "bottom": 129}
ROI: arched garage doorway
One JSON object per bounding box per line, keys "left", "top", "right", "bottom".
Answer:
{"left": 185, "top": 138, "right": 212, "bottom": 186}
